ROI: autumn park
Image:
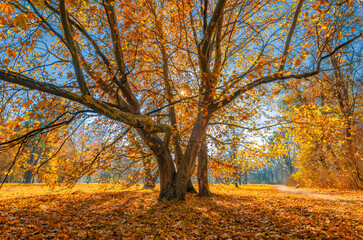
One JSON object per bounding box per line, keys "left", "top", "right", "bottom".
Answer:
{"left": 0, "top": 0, "right": 362, "bottom": 238}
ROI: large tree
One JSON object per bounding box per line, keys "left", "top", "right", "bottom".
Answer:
{"left": 0, "top": 0, "right": 361, "bottom": 200}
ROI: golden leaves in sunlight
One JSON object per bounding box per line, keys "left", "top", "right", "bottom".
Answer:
{"left": 13, "top": 14, "right": 27, "bottom": 30}
{"left": 0, "top": 4, "right": 14, "bottom": 15}
{"left": 30, "top": 0, "right": 46, "bottom": 9}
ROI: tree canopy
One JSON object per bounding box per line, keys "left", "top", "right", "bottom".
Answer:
{"left": 0, "top": 0, "right": 362, "bottom": 200}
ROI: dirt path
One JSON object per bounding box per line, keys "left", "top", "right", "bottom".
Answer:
{"left": 276, "top": 185, "right": 362, "bottom": 203}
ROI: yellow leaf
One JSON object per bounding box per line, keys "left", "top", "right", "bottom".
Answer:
{"left": 14, "top": 14, "right": 28, "bottom": 30}
{"left": 30, "top": 0, "right": 46, "bottom": 9}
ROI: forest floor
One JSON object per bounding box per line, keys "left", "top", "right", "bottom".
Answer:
{"left": 0, "top": 184, "right": 362, "bottom": 239}
{"left": 276, "top": 185, "right": 363, "bottom": 203}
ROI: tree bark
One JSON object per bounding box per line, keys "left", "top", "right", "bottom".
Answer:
{"left": 137, "top": 129, "right": 177, "bottom": 200}
{"left": 234, "top": 176, "right": 239, "bottom": 188}
{"left": 187, "top": 179, "right": 198, "bottom": 193}
{"left": 24, "top": 145, "right": 36, "bottom": 183}
{"left": 175, "top": 109, "right": 211, "bottom": 200}
{"left": 24, "top": 141, "right": 41, "bottom": 183}
{"left": 143, "top": 158, "right": 157, "bottom": 189}
{"left": 197, "top": 138, "right": 212, "bottom": 196}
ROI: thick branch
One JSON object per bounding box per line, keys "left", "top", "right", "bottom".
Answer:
{"left": 0, "top": 71, "right": 171, "bottom": 132}
{"left": 44, "top": 1, "right": 131, "bottom": 111}
{"left": 59, "top": 0, "right": 91, "bottom": 96}
{"left": 278, "top": 0, "right": 304, "bottom": 72}
{"left": 212, "top": 12, "right": 224, "bottom": 76}
{"left": 200, "top": 0, "right": 227, "bottom": 55}
{"left": 161, "top": 46, "right": 184, "bottom": 164}
{"left": 102, "top": 0, "right": 140, "bottom": 112}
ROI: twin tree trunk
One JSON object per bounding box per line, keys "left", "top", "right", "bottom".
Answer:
{"left": 143, "top": 159, "right": 196, "bottom": 192}
{"left": 139, "top": 109, "right": 211, "bottom": 200}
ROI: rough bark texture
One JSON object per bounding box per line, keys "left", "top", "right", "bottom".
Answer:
{"left": 197, "top": 138, "right": 212, "bottom": 196}
{"left": 234, "top": 178, "right": 239, "bottom": 188}
{"left": 187, "top": 179, "right": 198, "bottom": 193}
{"left": 175, "top": 109, "right": 211, "bottom": 200}
{"left": 137, "top": 130, "right": 177, "bottom": 200}
{"left": 155, "top": 149, "right": 176, "bottom": 200}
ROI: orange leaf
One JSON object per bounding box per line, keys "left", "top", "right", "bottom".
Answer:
{"left": 0, "top": 4, "right": 14, "bottom": 15}
{"left": 295, "top": 58, "right": 302, "bottom": 67}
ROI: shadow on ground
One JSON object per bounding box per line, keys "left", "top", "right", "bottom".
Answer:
{"left": 0, "top": 186, "right": 362, "bottom": 239}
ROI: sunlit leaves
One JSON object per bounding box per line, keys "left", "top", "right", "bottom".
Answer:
{"left": 13, "top": 14, "right": 28, "bottom": 30}
{"left": 0, "top": 3, "right": 14, "bottom": 15}
{"left": 30, "top": 0, "right": 46, "bottom": 9}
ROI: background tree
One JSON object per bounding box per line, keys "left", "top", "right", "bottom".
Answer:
{"left": 280, "top": 43, "right": 362, "bottom": 189}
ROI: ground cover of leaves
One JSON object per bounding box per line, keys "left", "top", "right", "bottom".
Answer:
{"left": 0, "top": 184, "right": 362, "bottom": 239}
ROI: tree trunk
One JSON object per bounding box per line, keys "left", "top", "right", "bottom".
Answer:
{"left": 155, "top": 148, "right": 176, "bottom": 200}
{"left": 143, "top": 158, "right": 157, "bottom": 189}
{"left": 187, "top": 179, "right": 198, "bottom": 193}
{"left": 197, "top": 138, "right": 212, "bottom": 196}
{"left": 233, "top": 166, "right": 240, "bottom": 188}
{"left": 24, "top": 137, "right": 43, "bottom": 183}
{"left": 175, "top": 109, "right": 211, "bottom": 200}
{"left": 137, "top": 130, "right": 177, "bottom": 200}
{"left": 234, "top": 177, "right": 239, "bottom": 188}
{"left": 158, "top": 38, "right": 201, "bottom": 194}
{"left": 243, "top": 170, "right": 248, "bottom": 184}
{"left": 24, "top": 145, "right": 38, "bottom": 183}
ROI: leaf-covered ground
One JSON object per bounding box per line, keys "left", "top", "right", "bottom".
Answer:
{"left": 0, "top": 184, "right": 362, "bottom": 239}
